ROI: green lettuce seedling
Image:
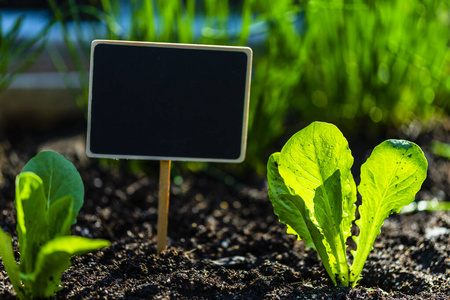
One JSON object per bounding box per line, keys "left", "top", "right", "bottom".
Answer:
{"left": 0, "top": 151, "right": 110, "bottom": 299}
{"left": 267, "top": 122, "right": 427, "bottom": 287}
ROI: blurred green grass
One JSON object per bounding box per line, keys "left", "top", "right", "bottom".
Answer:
{"left": 4, "top": 0, "right": 450, "bottom": 175}
{"left": 0, "top": 12, "right": 52, "bottom": 92}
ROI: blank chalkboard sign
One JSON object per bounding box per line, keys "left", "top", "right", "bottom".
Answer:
{"left": 86, "top": 40, "right": 252, "bottom": 162}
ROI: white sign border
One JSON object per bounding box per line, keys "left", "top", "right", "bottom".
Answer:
{"left": 86, "top": 39, "right": 252, "bottom": 163}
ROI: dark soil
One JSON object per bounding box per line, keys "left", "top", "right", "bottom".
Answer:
{"left": 0, "top": 119, "right": 449, "bottom": 299}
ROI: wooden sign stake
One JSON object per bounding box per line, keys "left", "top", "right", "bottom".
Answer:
{"left": 157, "top": 160, "right": 171, "bottom": 254}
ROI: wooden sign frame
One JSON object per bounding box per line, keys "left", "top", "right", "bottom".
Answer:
{"left": 86, "top": 39, "right": 253, "bottom": 163}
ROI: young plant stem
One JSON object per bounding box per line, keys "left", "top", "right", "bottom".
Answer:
{"left": 334, "top": 233, "right": 349, "bottom": 286}
{"left": 350, "top": 202, "right": 389, "bottom": 286}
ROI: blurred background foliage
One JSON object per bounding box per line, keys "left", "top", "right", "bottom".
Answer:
{"left": 1, "top": 0, "right": 449, "bottom": 177}
{"left": 0, "top": 10, "right": 52, "bottom": 92}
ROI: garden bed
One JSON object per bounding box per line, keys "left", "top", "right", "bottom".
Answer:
{"left": 0, "top": 119, "right": 449, "bottom": 299}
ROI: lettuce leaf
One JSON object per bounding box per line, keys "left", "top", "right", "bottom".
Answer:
{"left": 350, "top": 139, "right": 428, "bottom": 286}
{"left": 268, "top": 122, "right": 357, "bottom": 286}
{"left": 15, "top": 172, "right": 49, "bottom": 275}
{"left": 268, "top": 151, "right": 341, "bottom": 285}
{"left": 20, "top": 236, "right": 110, "bottom": 298}
{"left": 0, "top": 229, "right": 24, "bottom": 299}
{"left": 21, "top": 150, "right": 84, "bottom": 225}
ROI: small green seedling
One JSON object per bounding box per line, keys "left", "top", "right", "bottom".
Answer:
{"left": 267, "top": 122, "right": 427, "bottom": 287}
{"left": 0, "top": 151, "right": 110, "bottom": 299}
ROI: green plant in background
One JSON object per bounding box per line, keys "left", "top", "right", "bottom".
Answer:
{"left": 250, "top": 0, "right": 450, "bottom": 172}
{"left": 244, "top": 0, "right": 308, "bottom": 173}
{"left": 0, "top": 151, "right": 110, "bottom": 299}
{"left": 295, "top": 0, "right": 450, "bottom": 126}
{"left": 400, "top": 199, "right": 450, "bottom": 213}
{"left": 430, "top": 140, "right": 450, "bottom": 160}
{"left": 46, "top": 0, "right": 244, "bottom": 112}
{"left": 45, "top": 0, "right": 450, "bottom": 175}
{"left": 46, "top": 0, "right": 96, "bottom": 112}
{"left": 0, "top": 12, "right": 52, "bottom": 92}
{"left": 267, "top": 122, "right": 427, "bottom": 286}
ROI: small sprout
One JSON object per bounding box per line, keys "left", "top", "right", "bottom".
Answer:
{"left": 267, "top": 122, "right": 427, "bottom": 287}
{"left": 0, "top": 151, "right": 110, "bottom": 299}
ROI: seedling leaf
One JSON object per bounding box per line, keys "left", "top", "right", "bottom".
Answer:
{"left": 277, "top": 122, "right": 356, "bottom": 285}
{"left": 350, "top": 139, "right": 428, "bottom": 285}
{"left": 47, "top": 195, "right": 74, "bottom": 238}
{"left": 15, "top": 172, "right": 49, "bottom": 275}
{"left": 21, "top": 151, "right": 84, "bottom": 224}
{"left": 21, "top": 236, "right": 110, "bottom": 298}
{"left": 267, "top": 152, "right": 338, "bottom": 285}
{"left": 278, "top": 122, "right": 357, "bottom": 243}
{"left": 0, "top": 229, "right": 24, "bottom": 299}
{"left": 267, "top": 153, "right": 314, "bottom": 248}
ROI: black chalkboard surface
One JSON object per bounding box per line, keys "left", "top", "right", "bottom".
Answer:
{"left": 86, "top": 40, "right": 252, "bottom": 162}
